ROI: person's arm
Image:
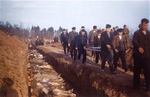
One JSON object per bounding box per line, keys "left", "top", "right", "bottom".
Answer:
{"left": 100, "top": 33, "right": 106, "bottom": 47}
{"left": 68, "top": 32, "right": 71, "bottom": 44}
{"left": 112, "top": 36, "right": 118, "bottom": 52}
{"left": 133, "top": 32, "right": 144, "bottom": 54}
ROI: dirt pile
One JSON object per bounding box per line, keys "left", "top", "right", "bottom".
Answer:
{"left": 0, "top": 31, "right": 28, "bottom": 97}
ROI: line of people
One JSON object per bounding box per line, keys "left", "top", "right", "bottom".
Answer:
{"left": 60, "top": 26, "right": 88, "bottom": 63}
{"left": 60, "top": 18, "right": 150, "bottom": 91}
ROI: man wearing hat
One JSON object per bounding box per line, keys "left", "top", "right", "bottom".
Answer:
{"left": 89, "top": 25, "right": 102, "bottom": 63}
{"left": 89, "top": 25, "right": 98, "bottom": 46}
{"left": 79, "top": 26, "right": 87, "bottom": 39}
{"left": 133, "top": 18, "right": 150, "bottom": 91}
{"left": 68, "top": 27, "right": 78, "bottom": 60}
{"left": 60, "top": 29, "right": 69, "bottom": 55}
{"left": 112, "top": 28, "right": 127, "bottom": 72}
{"left": 76, "top": 29, "right": 88, "bottom": 63}
{"left": 100, "top": 24, "right": 114, "bottom": 72}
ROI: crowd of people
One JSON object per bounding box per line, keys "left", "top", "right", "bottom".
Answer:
{"left": 60, "top": 18, "right": 150, "bottom": 92}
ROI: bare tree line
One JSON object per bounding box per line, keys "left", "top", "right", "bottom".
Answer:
{"left": 0, "top": 21, "right": 65, "bottom": 41}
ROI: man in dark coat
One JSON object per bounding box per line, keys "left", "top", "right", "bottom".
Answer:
{"left": 60, "top": 29, "right": 69, "bottom": 54}
{"left": 76, "top": 29, "right": 88, "bottom": 63}
{"left": 112, "top": 28, "right": 127, "bottom": 72}
{"left": 68, "top": 27, "right": 78, "bottom": 60}
{"left": 94, "top": 31, "right": 102, "bottom": 64}
{"left": 79, "top": 26, "right": 88, "bottom": 39}
{"left": 100, "top": 24, "right": 114, "bottom": 72}
{"left": 133, "top": 18, "right": 150, "bottom": 91}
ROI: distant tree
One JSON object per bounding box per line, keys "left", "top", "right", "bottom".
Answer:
{"left": 47, "top": 27, "right": 54, "bottom": 39}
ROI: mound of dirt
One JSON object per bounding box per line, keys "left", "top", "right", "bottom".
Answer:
{"left": 0, "top": 31, "right": 28, "bottom": 97}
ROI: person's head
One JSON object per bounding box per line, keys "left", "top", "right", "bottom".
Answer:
{"left": 63, "top": 29, "right": 66, "bottom": 34}
{"left": 93, "top": 25, "right": 97, "bottom": 30}
{"left": 101, "top": 28, "right": 105, "bottom": 32}
{"left": 82, "top": 31, "right": 85, "bottom": 36}
{"left": 80, "top": 30, "right": 86, "bottom": 36}
{"left": 123, "top": 25, "right": 127, "bottom": 28}
{"left": 72, "top": 27, "right": 76, "bottom": 32}
{"left": 81, "top": 26, "right": 85, "bottom": 30}
{"left": 117, "top": 28, "right": 124, "bottom": 36}
{"left": 140, "top": 18, "right": 149, "bottom": 31}
{"left": 106, "top": 24, "right": 111, "bottom": 32}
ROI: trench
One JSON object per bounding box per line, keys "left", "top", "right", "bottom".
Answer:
{"left": 36, "top": 48, "right": 108, "bottom": 97}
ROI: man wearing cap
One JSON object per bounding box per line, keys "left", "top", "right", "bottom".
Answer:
{"left": 100, "top": 24, "right": 114, "bottom": 72}
{"left": 68, "top": 27, "right": 78, "bottom": 60}
{"left": 76, "top": 29, "right": 88, "bottom": 63}
{"left": 60, "top": 29, "right": 69, "bottom": 55}
{"left": 89, "top": 26, "right": 98, "bottom": 46}
{"left": 112, "top": 28, "right": 127, "bottom": 72}
{"left": 133, "top": 18, "right": 150, "bottom": 91}
{"left": 79, "top": 26, "right": 88, "bottom": 39}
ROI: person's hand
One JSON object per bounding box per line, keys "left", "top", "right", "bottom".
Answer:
{"left": 115, "top": 49, "right": 119, "bottom": 53}
{"left": 106, "top": 44, "right": 111, "bottom": 49}
{"left": 83, "top": 46, "right": 86, "bottom": 50}
{"left": 138, "top": 47, "right": 144, "bottom": 54}
{"left": 68, "top": 43, "right": 70, "bottom": 47}
{"left": 125, "top": 49, "right": 130, "bottom": 53}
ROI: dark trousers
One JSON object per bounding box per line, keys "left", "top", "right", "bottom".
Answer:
{"left": 78, "top": 49, "right": 87, "bottom": 63}
{"left": 113, "top": 51, "right": 127, "bottom": 71}
{"left": 95, "top": 52, "right": 101, "bottom": 64}
{"left": 133, "top": 54, "right": 150, "bottom": 90}
{"left": 70, "top": 46, "right": 77, "bottom": 60}
{"left": 63, "top": 43, "right": 69, "bottom": 54}
{"left": 101, "top": 50, "right": 113, "bottom": 71}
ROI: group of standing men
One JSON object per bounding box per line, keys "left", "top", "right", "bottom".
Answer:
{"left": 60, "top": 18, "right": 150, "bottom": 91}
{"left": 60, "top": 26, "right": 87, "bottom": 63}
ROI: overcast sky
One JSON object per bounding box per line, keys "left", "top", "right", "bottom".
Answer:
{"left": 0, "top": 0, "right": 149, "bottom": 31}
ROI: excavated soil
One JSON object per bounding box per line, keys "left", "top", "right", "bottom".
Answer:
{"left": 0, "top": 31, "right": 28, "bottom": 97}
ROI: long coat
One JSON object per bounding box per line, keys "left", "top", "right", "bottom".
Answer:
{"left": 76, "top": 34, "right": 87, "bottom": 52}
{"left": 68, "top": 31, "right": 78, "bottom": 47}
{"left": 101, "top": 31, "right": 114, "bottom": 53}
{"left": 60, "top": 32, "right": 69, "bottom": 46}
{"left": 112, "top": 34, "right": 133, "bottom": 65}
{"left": 124, "top": 34, "right": 133, "bottom": 65}
{"left": 133, "top": 30, "right": 150, "bottom": 59}
{"left": 112, "top": 35, "right": 126, "bottom": 51}
{"left": 100, "top": 31, "right": 114, "bottom": 61}
{"left": 89, "top": 29, "right": 98, "bottom": 45}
